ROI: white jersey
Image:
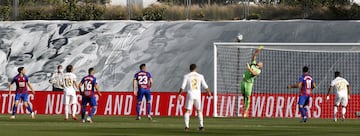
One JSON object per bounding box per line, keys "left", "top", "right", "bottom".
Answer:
{"left": 181, "top": 72, "right": 209, "bottom": 100}
{"left": 50, "top": 72, "right": 64, "bottom": 89}
{"left": 63, "top": 72, "right": 77, "bottom": 95}
{"left": 331, "top": 77, "right": 349, "bottom": 97}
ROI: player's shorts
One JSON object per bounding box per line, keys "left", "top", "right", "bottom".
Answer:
{"left": 241, "top": 81, "right": 253, "bottom": 97}
{"left": 15, "top": 93, "right": 28, "bottom": 102}
{"left": 63, "top": 93, "right": 77, "bottom": 105}
{"left": 137, "top": 89, "right": 151, "bottom": 102}
{"left": 298, "top": 95, "right": 310, "bottom": 106}
{"left": 185, "top": 96, "right": 201, "bottom": 111}
{"left": 335, "top": 95, "right": 348, "bottom": 107}
{"left": 81, "top": 96, "right": 97, "bottom": 107}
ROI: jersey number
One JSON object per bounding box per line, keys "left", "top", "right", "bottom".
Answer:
{"left": 305, "top": 80, "right": 312, "bottom": 94}
{"left": 138, "top": 76, "right": 148, "bottom": 85}
{"left": 336, "top": 82, "right": 346, "bottom": 91}
{"left": 64, "top": 78, "right": 73, "bottom": 87}
{"left": 85, "top": 81, "right": 93, "bottom": 90}
{"left": 191, "top": 78, "right": 198, "bottom": 90}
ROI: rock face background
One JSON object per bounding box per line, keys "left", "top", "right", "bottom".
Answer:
{"left": 0, "top": 20, "right": 359, "bottom": 92}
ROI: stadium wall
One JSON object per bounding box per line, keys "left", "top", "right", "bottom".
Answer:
{"left": 0, "top": 20, "right": 359, "bottom": 92}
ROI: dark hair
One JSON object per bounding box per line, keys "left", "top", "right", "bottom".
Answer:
{"left": 66, "top": 65, "right": 73, "bottom": 72}
{"left": 140, "top": 64, "right": 146, "bottom": 70}
{"left": 17, "top": 67, "right": 24, "bottom": 73}
{"left": 190, "top": 64, "right": 197, "bottom": 71}
{"left": 88, "top": 67, "right": 94, "bottom": 74}
{"left": 335, "top": 71, "right": 340, "bottom": 77}
{"left": 57, "top": 65, "right": 62, "bottom": 69}
{"left": 302, "top": 66, "right": 309, "bottom": 73}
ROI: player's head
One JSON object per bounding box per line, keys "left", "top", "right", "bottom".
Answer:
{"left": 257, "top": 61, "right": 263, "bottom": 69}
{"left": 88, "top": 67, "right": 95, "bottom": 75}
{"left": 302, "top": 66, "right": 309, "bottom": 73}
{"left": 17, "top": 67, "right": 25, "bottom": 74}
{"left": 57, "top": 65, "right": 63, "bottom": 72}
{"left": 190, "top": 64, "right": 197, "bottom": 72}
{"left": 335, "top": 71, "right": 340, "bottom": 78}
{"left": 66, "top": 65, "right": 73, "bottom": 73}
{"left": 140, "top": 64, "right": 146, "bottom": 71}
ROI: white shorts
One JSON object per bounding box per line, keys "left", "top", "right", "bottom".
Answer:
{"left": 63, "top": 93, "right": 77, "bottom": 105}
{"left": 335, "top": 95, "right": 348, "bottom": 107}
{"left": 185, "top": 97, "right": 201, "bottom": 111}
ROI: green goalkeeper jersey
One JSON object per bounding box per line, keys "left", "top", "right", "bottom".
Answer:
{"left": 242, "top": 61, "right": 261, "bottom": 84}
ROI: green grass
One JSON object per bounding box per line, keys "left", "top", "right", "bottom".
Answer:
{"left": 1, "top": 115, "right": 360, "bottom": 136}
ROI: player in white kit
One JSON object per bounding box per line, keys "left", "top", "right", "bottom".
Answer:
{"left": 326, "top": 71, "right": 351, "bottom": 122}
{"left": 178, "top": 64, "right": 212, "bottom": 131}
{"left": 62, "top": 65, "right": 79, "bottom": 120}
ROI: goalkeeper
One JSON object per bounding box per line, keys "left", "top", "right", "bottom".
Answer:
{"left": 241, "top": 46, "right": 263, "bottom": 118}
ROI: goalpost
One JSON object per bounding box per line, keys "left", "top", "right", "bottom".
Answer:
{"left": 213, "top": 42, "right": 360, "bottom": 118}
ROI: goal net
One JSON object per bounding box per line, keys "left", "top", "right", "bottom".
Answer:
{"left": 213, "top": 43, "right": 360, "bottom": 118}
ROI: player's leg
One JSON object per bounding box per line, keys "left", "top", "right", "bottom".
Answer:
{"left": 194, "top": 98, "right": 204, "bottom": 131}
{"left": 303, "top": 96, "right": 310, "bottom": 120}
{"left": 184, "top": 97, "right": 193, "bottom": 131}
{"left": 81, "top": 97, "right": 88, "bottom": 122}
{"left": 297, "top": 95, "right": 307, "bottom": 122}
{"left": 136, "top": 89, "right": 144, "bottom": 120}
{"left": 145, "top": 90, "right": 152, "bottom": 120}
{"left": 334, "top": 96, "right": 341, "bottom": 122}
{"left": 11, "top": 94, "right": 21, "bottom": 119}
{"left": 22, "top": 93, "right": 35, "bottom": 119}
{"left": 70, "top": 94, "right": 78, "bottom": 120}
{"left": 341, "top": 96, "right": 348, "bottom": 121}
{"left": 64, "top": 94, "right": 70, "bottom": 120}
{"left": 87, "top": 97, "right": 97, "bottom": 123}
{"left": 243, "top": 82, "right": 253, "bottom": 117}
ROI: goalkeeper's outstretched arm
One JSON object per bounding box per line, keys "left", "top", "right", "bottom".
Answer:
{"left": 251, "top": 46, "right": 263, "bottom": 61}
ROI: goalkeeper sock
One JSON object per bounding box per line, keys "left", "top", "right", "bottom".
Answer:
{"left": 184, "top": 112, "right": 190, "bottom": 128}
{"left": 136, "top": 103, "right": 141, "bottom": 117}
{"left": 89, "top": 107, "right": 96, "bottom": 117}
{"left": 26, "top": 105, "right": 33, "bottom": 113}
{"left": 12, "top": 105, "right": 17, "bottom": 115}
{"left": 147, "top": 103, "right": 151, "bottom": 116}
{"left": 72, "top": 104, "right": 77, "bottom": 117}
{"left": 65, "top": 104, "right": 69, "bottom": 119}
{"left": 198, "top": 111, "right": 204, "bottom": 127}
{"left": 244, "top": 96, "right": 250, "bottom": 111}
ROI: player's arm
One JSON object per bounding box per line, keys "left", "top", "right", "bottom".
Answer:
{"left": 27, "top": 82, "right": 35, "bottom": 94}
{"left": 73, "top": 80, "right": 79, "bottom": 92}
{"left": 78, "top": 82, "right": 83, "bottom": 94}
{"left": 8, "top": 82, "right": 13, "bottom": 95}
{"left": 251, "top": 46, "right": 263, "bottom": 61}
{"left": 326, "top": 85, "right": 333, "bottom": 100}
{"left": 149, "top": 78, "right": 153, "bottom": 88}
{"left": 178, "top": 76, "right": 187, "bottom": 99}
{"left": 287, "top": 82, "right": 302, "bottom": 89}
{"left": 49, "top": 73, "right": 55, "bottom": 84}
{"left": 133, "top": 79, "right": 138, "bottom": 96}
{"left": 247, "top": 63, "right": 260, "bottom": 76}
{"left": 201, "top": 76, "right": 212, "bottom": 97}
{"left": 95, "top": 84, "right": 101, "bottom": 96}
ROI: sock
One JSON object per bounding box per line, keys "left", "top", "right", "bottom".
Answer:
{"left": 26, "top": 105, "right": 33, "bottom": 113}
{"left": 300, "top": 107, "right": 306, "bottom": 118}
{"left": 244, "top": 96, "right": 250, "bottom": 111}
{"left": 136, "top": 103, "right": 141, "bottom": 117}
{"left": 184, "top": 112, "right": 190, "bottom": 128}
{"left": 198, "top": 111, "right": 204, "bottom": 127}
{"left": 72, "top": 104, "right": 77, "bottom": 117}
{"left": 334, "top": 106, "right": 338, "bottom": 118}
{"left": 147, "top": 103, "right": 151, "bottom": 116}
{"left": 12, "top": 105, "right": 17, "bottom": 115}
{"left": 304, "top": 107, "right": 308, "bottom": 117}
{"left": 342, "top": 106, "right": 346, "bottom": 117}
{"left": 89, "top": 107, "right": 96, "bottom": 117}
{"left": 65, "top": 104, "right": 69, "bottom": 119}
{"left": 81, "top": 106, "right": 86, "bottom": 120}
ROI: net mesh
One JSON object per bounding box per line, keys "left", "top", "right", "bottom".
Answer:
{"left": 214, "top": 44, "right": 360, "bottom": 118}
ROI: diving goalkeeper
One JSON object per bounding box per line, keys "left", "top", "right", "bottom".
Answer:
{"left": 241, "top": 46, "right": 263, "bottom": 118}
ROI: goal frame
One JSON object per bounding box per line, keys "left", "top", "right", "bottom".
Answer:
{"left": 213, "top": 42, "right": 360, "bottom": 117}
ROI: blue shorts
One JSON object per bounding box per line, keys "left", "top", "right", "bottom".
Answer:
{"left": 15, "top": 93, "right": 28, "bottom": 102}
{"left": 81, "top": 96, "right": 97, "bottom": 107}
{"left": 137, "top": 89, "right": 151, "bottom": 102}
{"left": 298, "top": 95, "right": 310, "bottom": 106}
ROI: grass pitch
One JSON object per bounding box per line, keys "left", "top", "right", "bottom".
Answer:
{"left": 0, "top": 115, "right": 359, "bottom": 136}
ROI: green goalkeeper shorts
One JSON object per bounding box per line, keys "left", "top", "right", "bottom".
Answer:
{"left": 241, "top": 81, "right": 253, "bottom": 97}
